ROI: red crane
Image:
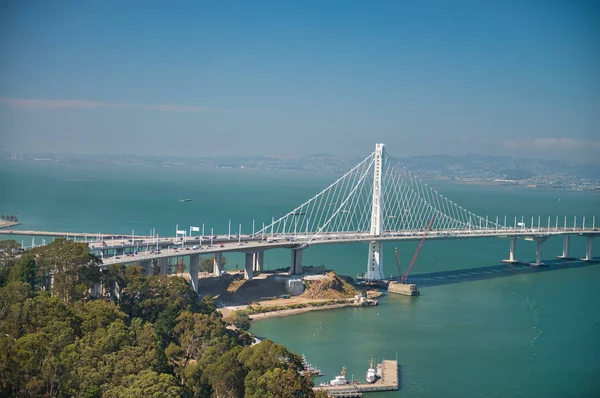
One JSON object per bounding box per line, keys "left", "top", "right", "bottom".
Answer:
{"left": 402, "top": 216, "right": 436, "bottom": 283}
{"left": 394, "top": 247, "right": 402, "bottom": 282}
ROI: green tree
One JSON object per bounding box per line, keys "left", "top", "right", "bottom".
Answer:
{"left": 32, "top": 239, "right": 101, "bottom": 302}
{"left": 199, "top": 255, "right": 227, "bottom": 273}
{"left": 103, "top": 369, "right": 181, "bottom": 398}
{"left": 231, "top": 310, "right": 251, "bottom": 331}
{"left": 203, "top": 346, "right": 246, "bottom": 398}
{"left": 246, "top": 367, "right": 314, "bottom": 398}
{"left": 9, "top": 255, "right": 37, "bottom": 287}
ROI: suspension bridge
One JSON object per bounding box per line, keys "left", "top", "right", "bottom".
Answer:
{"left": 5, "top": 143, "right": 598, "bottom": 292}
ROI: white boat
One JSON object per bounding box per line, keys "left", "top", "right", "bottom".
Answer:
{"left": 329, "top": 366, "right": 349, "bottom": 386}
{"left": 366, "top": 359, "right": 378, "bottom": 383}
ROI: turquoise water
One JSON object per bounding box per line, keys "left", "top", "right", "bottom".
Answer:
{"left": 1, "top": 159, "right": 599, "bottom": 396}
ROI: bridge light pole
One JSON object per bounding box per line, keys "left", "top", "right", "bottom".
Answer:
{"left": 228, "top": 220, "right": 231, "bottom": 240}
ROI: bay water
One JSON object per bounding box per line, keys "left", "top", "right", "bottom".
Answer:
{"left": 1, "top": 159, "right": 599, "bottom": 397}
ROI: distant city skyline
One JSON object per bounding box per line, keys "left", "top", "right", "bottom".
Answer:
{"left": 1, "top": 1, "right": 598, "bottom": 161}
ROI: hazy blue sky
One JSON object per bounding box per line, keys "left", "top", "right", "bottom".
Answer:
{"left": 0, "top": 0, "right": 598, "bottom": 160}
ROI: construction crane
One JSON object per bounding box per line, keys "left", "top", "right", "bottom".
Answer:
{"left": 394, "top": 247, "right": 402, "bottom": 282}
{"left": 402, "top": 216, "right": 435, "bottom": 283}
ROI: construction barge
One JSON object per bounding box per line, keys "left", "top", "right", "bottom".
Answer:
{"left": 313, "top": 360, "right": 398, "bottom": 397}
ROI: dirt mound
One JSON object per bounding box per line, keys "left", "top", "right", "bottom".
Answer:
{"left": 300, "top": 272, "right": 358, "bottom": 300}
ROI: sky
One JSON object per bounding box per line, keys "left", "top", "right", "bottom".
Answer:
{"left": 0, "top": 0, "right": 598, "bottom": 160}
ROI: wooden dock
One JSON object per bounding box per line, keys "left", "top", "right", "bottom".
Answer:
{"left": 313, "top": 360, "right": 398, "bottom": 397}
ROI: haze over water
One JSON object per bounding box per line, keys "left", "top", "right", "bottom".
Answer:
{"left": 1, "top": 159, "right": 599, "bottom": 397}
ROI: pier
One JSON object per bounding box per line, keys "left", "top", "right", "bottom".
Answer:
{"left": 313, "top": 360, "right": 398, "bottom": 397}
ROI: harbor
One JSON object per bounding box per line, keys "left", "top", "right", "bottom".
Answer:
{"left": 313, "top": 360, "right": 399, "bottom": 397}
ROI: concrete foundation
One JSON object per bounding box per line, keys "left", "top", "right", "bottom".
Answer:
{"left": 388, "top": 281, "right": 420, "bottom": 296}
{"left": 285, "top": 279, "right": 305, "bottom": 295}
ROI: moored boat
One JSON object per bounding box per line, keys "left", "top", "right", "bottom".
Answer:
{"left": 366, "top": 358, "right": 378, "bottom": 383}
{"left": 320, "top": 366, "right": 349, "bottom": 386}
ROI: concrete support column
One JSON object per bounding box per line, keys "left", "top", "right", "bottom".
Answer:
{"left": 90, "top": 282, "right": 100, "bottom": 298}
{"left": 365, "top": 241, "right": 384, "bottom": 280}
{"left": 113, "top": 281, "right": 121, "bottom": 300}
{"left": 213, "top": 252, "right": 223, "bottom": 276}
{"left": 502, "top": 237, "right": 518, "bottom": 264}
{"left": 189, "top": 254, "right": 199, "bottom": 293}
{"left": 253, "top": 251, "right": 264, "bottom": 272}
{"left": 290, "top": 248, "right": 303, "bottom": 275}
{"left": 581, "top": 236, "right": 594, "bottom": 261}
{"left": 557, "top": 235, "right": 575, "bottom": 260}
{"left": 530, "top": 237, "right": 547, "bottom": 267}
{"left": 140, "top": 260, "right": 152, "bottom": 276}
{"left": 244, "top": 253, "right": 254, "bottom": 280}
{"left": 158, "top": 258, "right": 169, "bottom": 275}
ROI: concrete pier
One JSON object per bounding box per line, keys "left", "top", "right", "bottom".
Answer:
{"left": 502, "top": 237, "right": 519, "bottom": 264}
{"left": 244, "top": 253, "right": 254, "bottom": 280}
{"left": 158, "top": 258, "right": 169, "bottom": 274}
{"left": 189, "top": 254, "right": 199, "bottom": 293}
{"left": 290, "top": 248, "right": 303, "bottom": 274}
{"left": 557, "top": 235, "right": 575, "bottom": 260}
{"left": 253, "top": 251, "right": 264, "bottom": 272}
{"left": 388, "top": 281, "right": 419, "bottom": 296}
{"left": 140, "top": 260, "right": 152, "bottom": 276}
{"left": 581, "top": 236, "right": 595, "bottom": 262}
{"left": 313, "top": 360, "right": 398, "bottom": 396}
{"left": 213, "top": 252, "right": 223, "bottom": 276}
{"left": 530, "top": 237, "right": 547, "bottom": 267}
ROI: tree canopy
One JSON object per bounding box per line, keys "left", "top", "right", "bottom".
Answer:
{"left": 0, "top": 239, "right": 320, "bottom": 397}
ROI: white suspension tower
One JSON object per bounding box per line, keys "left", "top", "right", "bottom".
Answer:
{"left": 365, "top": 143, "right": 385, "bottom": 280}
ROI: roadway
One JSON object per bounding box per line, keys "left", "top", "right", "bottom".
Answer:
{"left": 93, "top": 227, "right": 599, "bottom": 267}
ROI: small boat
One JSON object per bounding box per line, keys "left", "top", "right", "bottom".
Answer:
{"left": 179, "top": 199, "right": 192, "bottom": 202}
{"left": 299, "top": 354, "right": 323, "bottom": 377}
{"left": 321, "top": 366, "right": 349, "bottom": 386}
{"left": 366, "top": 359, "right": 378, "bottom": 383}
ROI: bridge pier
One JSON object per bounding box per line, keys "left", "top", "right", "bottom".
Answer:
{"left": 244, "top": 253, "right": 254, "bottom": 280}
{"left": 530, "top": 237, "right": 548, "bottom": 267}
{"left": 213, "top": 253, "right": 223, "bottom": 276}
{"left": 365, "top": 241, "right": 384, "bottom": 280}
{"left": 502, "top": 238, "right": 519, "bottom": 264}
{"left": 189, "top": 254, "right": 199, "bottom": 293}
{"left": 158, "top": 258, "right": 169, "bottom": 275}
{"left": 581, "top": 236, "right": 595, "bottom": 262}
{"left": 140, "top": 260, "right": 152, "bottom": 276}
{"left": 253, "top": 251, "right": 264, "bottom": 273}
{"left": 89, "top": 282, "right": 100, "bottom": 298}
{"left": 290, "top": 248, "right": 303, "bottom": 275}
{"left": 556, "top": 235, "right": 575, "bottom": 260}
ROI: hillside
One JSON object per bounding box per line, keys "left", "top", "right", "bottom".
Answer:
{"left": 301, "top": 272, "right": 359, "bottom": 300}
